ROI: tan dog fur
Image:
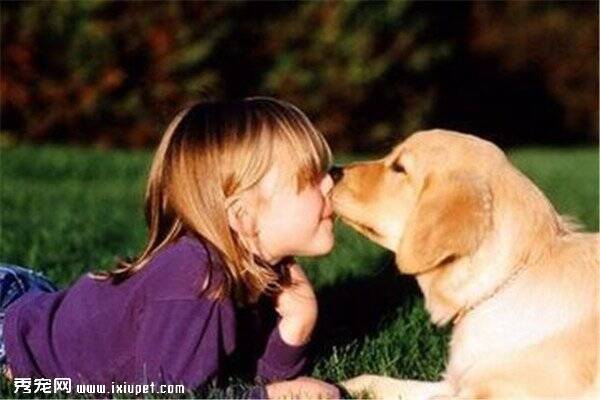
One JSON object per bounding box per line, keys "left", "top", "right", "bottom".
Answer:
{"left": 332, "top": 130, "right": 599, "bottom": 399}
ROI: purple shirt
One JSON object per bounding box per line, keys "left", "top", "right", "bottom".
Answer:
{"left": 4, "top": 233, "right": 307, "bottom": 396}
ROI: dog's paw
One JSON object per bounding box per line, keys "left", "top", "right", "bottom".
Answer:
{"left": 340, "top": 376, "right": 452, "bottom": 400}
{"left": 340, "top": 375, "right": 379, "bottom": 398}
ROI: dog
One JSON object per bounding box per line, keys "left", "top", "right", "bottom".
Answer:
{"left": 331, "top": 130, "right": 599, "bottom": 399}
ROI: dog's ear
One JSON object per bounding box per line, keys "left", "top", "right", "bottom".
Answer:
{"left": 396, "top": 172, "right": 492, "bottom": 274}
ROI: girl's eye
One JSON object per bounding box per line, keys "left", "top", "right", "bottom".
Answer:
{"left": 391, "top": 162, "right": 406, "bottom": 174}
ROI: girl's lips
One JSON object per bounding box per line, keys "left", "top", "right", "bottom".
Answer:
{"left": 322, "top": 210, "right": 335, "bottom": 220}
{"left": 322, "top": 202, "right": 335, "bottom": 220}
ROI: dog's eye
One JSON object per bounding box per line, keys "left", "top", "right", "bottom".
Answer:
{"left": 391, "top": 162, "right": 406, "bottom": 174}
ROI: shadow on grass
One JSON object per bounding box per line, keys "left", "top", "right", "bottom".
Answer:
{"left": 311, "top": 251, "right": 421, "bottom": 355}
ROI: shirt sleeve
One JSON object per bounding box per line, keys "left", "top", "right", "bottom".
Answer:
{"left": 134, "top": 296, "right": 238, "bottom": 390}
{"left": 256, "top": 322, "right": 309, "bottom": 383}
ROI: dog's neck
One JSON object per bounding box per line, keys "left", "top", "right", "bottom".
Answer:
{"left": 451, "top": 263, "right": 528, "bottom": 325}
{"left": 416, "top": 170, "right": 567, "bottom": 327}
{"left": 449, "top": 173, "right": 567, "bottom": 325}
{"left": 416, "top": 210, "right": 548, "bottom": 326}
{"left": 414, "top": 214, "right": 512, "bottom": 325}
{"left": 416, "top": 252, "right": 534, "bottom": 327}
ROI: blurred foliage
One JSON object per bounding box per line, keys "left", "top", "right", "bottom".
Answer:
{"left": 471, "top": 2, "right": 598, "bottom": 136}
{"left": 1, "top": 1, "right": 597, "bottom": 151}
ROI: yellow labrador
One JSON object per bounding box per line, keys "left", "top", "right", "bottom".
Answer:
{"left": 332, "top": 130, "right": 598, "bottom": 399}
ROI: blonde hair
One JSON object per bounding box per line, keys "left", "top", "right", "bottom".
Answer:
{"left": 90, "top": 97, "right": 332, "bottom": 304}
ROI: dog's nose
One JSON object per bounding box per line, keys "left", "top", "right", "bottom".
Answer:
{"left": 329, "top": 165, "right": 344, "bottom": 184}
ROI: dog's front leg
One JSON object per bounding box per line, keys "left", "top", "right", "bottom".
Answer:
{"left": 340, "top": 375, "right": 452, "bottom": 400}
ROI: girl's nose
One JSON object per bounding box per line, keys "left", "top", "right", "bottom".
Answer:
{"left": 320, "top": 173, "right": 334, "bottom": 195}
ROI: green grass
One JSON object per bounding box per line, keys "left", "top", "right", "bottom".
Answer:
{"left": 1, "top": 144, "right": 598, "bottom": 398}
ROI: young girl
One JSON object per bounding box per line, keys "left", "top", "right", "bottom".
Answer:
{"left": 0, "top": 97, "right": 340, "bottom": 399}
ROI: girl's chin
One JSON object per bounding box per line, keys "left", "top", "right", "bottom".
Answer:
{"left": 316, "top": 234, "right": 335, "bottom": 255}
{"left": 299, "top": 237, "right": 335, "bottom": 257}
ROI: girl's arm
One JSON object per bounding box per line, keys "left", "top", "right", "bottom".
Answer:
{"left": 255, "top": 264, "right": 340, "bottom": 398}
{"left": 275, "top": 264, "right": 318, "bottom": 346}
{"left": 256, "top": 263, "right": 316, "bottom": 381}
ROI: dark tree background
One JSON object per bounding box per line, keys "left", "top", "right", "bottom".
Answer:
{"left": 1, "top": 1, "right": 597, "bottom": 152}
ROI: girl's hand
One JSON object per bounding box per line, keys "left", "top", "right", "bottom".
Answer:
{"left": 266, "top": 376, "right": 340, "bottom": 399}
{"left": 275, "top": 263, "right": 317, "bottom": 345}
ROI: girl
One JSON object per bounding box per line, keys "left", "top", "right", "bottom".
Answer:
{"left": 0, "top": 97, "right": 340, "bottom": 399}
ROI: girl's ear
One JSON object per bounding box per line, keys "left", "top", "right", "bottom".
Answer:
{"left": 225, "top": 195, "right": 257, "bottom": 237}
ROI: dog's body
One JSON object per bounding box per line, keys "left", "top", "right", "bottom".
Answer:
{"left": 332, "top": 130, "right": 598, "bottom": 399}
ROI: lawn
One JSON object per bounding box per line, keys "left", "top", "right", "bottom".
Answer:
{"left": 0, "top": 144, "right": 598, "bottom": 398}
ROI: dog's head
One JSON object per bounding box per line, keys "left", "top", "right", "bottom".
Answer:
{"left": 331, "top": 129, "right": 509, "bottom": 275}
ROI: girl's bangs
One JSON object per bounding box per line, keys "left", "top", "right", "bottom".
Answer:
{"left": 272, "top": 117, "right": 333, "bottom": 191}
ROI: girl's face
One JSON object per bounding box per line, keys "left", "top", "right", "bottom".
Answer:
{"left": 251, "top": 166, "right": 335, "bottom": 263}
